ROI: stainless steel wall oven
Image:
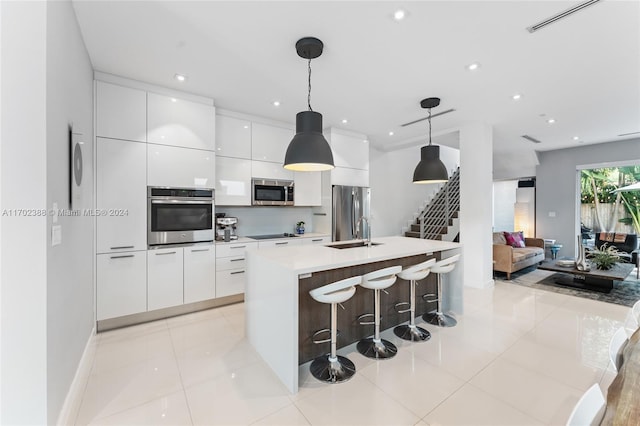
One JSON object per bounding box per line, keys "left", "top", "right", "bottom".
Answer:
{"left": 147, "top": 187, "right": 214, "bottom": 246}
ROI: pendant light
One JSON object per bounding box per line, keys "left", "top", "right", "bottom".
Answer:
{"left": 283, "top": 37, "right": 335, "bottom": 172}
{"left": 412, "top": 97, "right": 449, "bottom": 184}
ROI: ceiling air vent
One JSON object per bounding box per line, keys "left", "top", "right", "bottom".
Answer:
{"left": 618, "top": 131, "right": 640, "bottom": 137}
{"left": 521, "top": 135, "right": 542, "bottom": 144}
{"left": 526, "top": 0, "right": 602, "bottom": 33}
{"left": 400, "top": 108, "right": 456, "bottom": 127}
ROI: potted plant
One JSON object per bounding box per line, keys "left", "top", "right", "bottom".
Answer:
{"left": 295, "top": 221, "right": 305, "bottom": 234}
{"left": 587, "top": 243, "right": 622, "bottom": 270}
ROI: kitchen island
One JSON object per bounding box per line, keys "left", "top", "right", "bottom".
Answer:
{"left": 245, "top": 236, "right": 461, "bottom": 393}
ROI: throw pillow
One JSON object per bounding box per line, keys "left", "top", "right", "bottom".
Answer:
{"left": 504, "top": 231, "right": 525, "bottom": 248}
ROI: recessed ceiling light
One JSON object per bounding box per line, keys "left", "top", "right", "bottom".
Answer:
{"left": 341, "top": 119, "right": 348, "bottom": 124}
{"left": 243, "top": 125, "right": 249, "bottom": 129}
{"left": 388, "top": 131, "right": 394, "bottom": 136}
{"left": 547, "top": 118, "right": 556, "bottom": 124}
{"left": 174, "top": 73, "right": 186, "bottom": 82}
{"left": 393, "top": 9, "right": 406, "bottom": 21}
{"left": 363, "top": 139, "right": 368, "bottom": 144}
{"left": 512, "top": 94, "right": 522, "bottom": 101}
{"left": 170, "top": 98, "right": 177, "bottom": 103}
{"left": 466, "top": 63, "right": 480, "bottom": 71}
{"left": 573, "top": 136, "right": 580, "bottom": 141}
{"left": 272, "top": 100, "right": 280, "bottom": 107}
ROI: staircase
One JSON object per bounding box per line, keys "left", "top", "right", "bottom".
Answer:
{"left": 405, "top": 167, "right": 460, "bottom": 241}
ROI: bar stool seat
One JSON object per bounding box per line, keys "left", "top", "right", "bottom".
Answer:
{"left": 423, "top": 254, "right": 460, "bottom": 327}
{"left": 357, "top": 265, "right": 402, "bottom": 359}
{"left": 393, "top": 258, "right": 436, "bottom": 342}
{"left": 309, "top": 275, "right": 361, "bottom": 384}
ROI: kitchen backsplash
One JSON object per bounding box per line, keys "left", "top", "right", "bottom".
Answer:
{"left": 215, "top": 207, "right": 315, "bottom": 236}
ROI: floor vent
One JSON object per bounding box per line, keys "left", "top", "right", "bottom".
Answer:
{"left": 526, "top": 0, "right": 602, "bottom": 33}
{"left": 400, "top": 108, "right": 456, "bottom": 127}
{"left": 521, "top": 135, "right": 542, "bottom": 144}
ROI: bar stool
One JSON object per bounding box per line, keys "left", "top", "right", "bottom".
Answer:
{"left": 393, "top": 258, "right": 437, "bottom": 341}
{"left": 357, "top": 265, "right": 402, "bottom": 359}
{"left": 309, "top": 275, "right": 361, "bottom": 384}
{"left": 423, "top": 254, "right": 460, "bottom": 327}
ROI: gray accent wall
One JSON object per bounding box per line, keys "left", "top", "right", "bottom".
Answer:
{"left": 536, "top": 138, "right": 640, "bottom": 259}
{"left": 46, "top": 1, "right": 95, "bottom": 424}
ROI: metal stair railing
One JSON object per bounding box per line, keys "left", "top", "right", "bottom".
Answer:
{"left": 417, "top": 167, "right": 460, "bottom": 239}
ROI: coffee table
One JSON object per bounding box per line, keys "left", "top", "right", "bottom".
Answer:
{"left": 538, "top": 261, "right": 634, "bottom": 293}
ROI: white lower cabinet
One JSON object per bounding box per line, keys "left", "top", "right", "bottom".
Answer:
{"left": 215, "top": 241, "right": 256, "bottom": 297}
{"left": 147, "top": 248, "right": 184, "bottom": 311}
{"left": 97, "top": 251, "right": 147, "bottom": 321}
{"left": 184, "top": 245, "right": 216, "bottom": 303}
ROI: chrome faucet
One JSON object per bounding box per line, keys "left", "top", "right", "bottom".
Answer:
{"left": 355, "top": 216, "right": 372, "bottom": 247}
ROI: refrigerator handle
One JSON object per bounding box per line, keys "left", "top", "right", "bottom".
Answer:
{"left": 351, "top": 189, "right": 356, "bottom": 237}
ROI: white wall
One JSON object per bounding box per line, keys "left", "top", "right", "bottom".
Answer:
{"left": 0, "top": 2, "right": 49, "bottom": 424}
{"left": 45, "top": 2, "right": 95, "bottom": 424}
{"left": 537, "top": 138, "right": 640, "bottom": 258}
{"left": 369, "top": 143, "right": 460, "bottom": 238}
{"left": 492, "top": 180, "right": 517, "bottom": 232}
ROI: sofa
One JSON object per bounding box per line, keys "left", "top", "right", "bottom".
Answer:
{"left": 493, "top": 232, "right": 545, "bottom": 279}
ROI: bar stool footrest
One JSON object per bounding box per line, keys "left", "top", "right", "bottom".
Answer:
{"left": 394, "top": 302, "right": 411, "bottom": 314}
{"left": 311, "top": 328, "right": 339, "bottom": 344}
{"left": 357, "top": 313, "right": 377, "bottom": 326}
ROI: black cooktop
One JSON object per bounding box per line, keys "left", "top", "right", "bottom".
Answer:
{"left": 247, "top": 233, "right": 299, "bottom": 240}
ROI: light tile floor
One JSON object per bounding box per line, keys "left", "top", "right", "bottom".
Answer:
{"left": 73, "top": 276, "right": 638, "bottom": 426}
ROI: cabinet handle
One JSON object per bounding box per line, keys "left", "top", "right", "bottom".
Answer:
{"left": 230, "top": 258, "right": 245, "bottom": 262}
{"left": 311, "top": 239, "right": 323, "bottom": 242}
{"left": 191, "top": 248, "right": 210, "bottom": 252}
{"left": 110, "top": 254, "right": 134, "bottom": 259}
{"left": 156, "top": 251, "right": 177, "bottom": 255}
{"left": 275, "top": 242, "right": 289, "bottom": 245}
{"left": 111, "top": 245, "right": 134, "bottom": 250}
{"left": 230, "top": 245, "right": 246, "bottom": 249}
{"left": 230, "top": 270, "right": 245, "bottom": 275}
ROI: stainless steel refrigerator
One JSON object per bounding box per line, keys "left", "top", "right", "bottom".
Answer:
{"left": 332, "top": 185, "right": 371, "bottom": 241}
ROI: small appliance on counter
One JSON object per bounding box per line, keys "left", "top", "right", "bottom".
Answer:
{"left": 216, "top": 213, "right": 238, "bottom": 241}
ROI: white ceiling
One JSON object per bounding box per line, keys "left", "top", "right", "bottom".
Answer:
{"left": 72, "top": 0, "right": 640, "bottom": 161}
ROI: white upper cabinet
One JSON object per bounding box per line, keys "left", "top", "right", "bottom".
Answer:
{"left": 147, "top": 93, "right": 215, "bottom": 151}
{"left": 96, "top": 138, "right": 147, "bottom": 253}
{"left": 331, "top": 167, "right": 370, "bottom": 187}
{"left": 215, "top": 156, "right": 252, "bottom": 206}
{"left": 294, "top": 171, "right": 322, "bottom": 206}
{"left": 251, "top": 160, "right": 293, "bottom": 181}
{"left": 328, "top": 130, "right": 369, "bottom": 170}
{"left": 96, "top": 81, "right": 147, "bottom": 142}
{"left": 216, "top": 115, "right": 252, "bottom": 159}
{"left": 251, "top": 123, "right": 293, "bottom": 163}
{"left": 148, "top": 144, "right": 215, "bottom": 189}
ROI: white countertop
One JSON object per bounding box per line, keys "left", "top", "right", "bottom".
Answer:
{"left": 246, "top": 236, "right": 461, "bottom": 274}
{"left": 215, "top": 232, "right": 329, "bottom": 245}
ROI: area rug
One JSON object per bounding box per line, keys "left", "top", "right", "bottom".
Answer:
{"left": 495, "top": 266, "right": 640, "bottom": 307}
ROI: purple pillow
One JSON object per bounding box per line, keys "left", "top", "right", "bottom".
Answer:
{"left": 504, "top": 231, "right": 525, "bottom": 248}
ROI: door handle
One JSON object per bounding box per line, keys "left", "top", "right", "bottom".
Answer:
{"left": 110, "top": 254, "right": 134, "bottom": 259}
{"left": 191, "top": 248, "right": 210, "bottom": 252}
{"left": 156, "top": 251, "right": 177, "bottom": 255}
{"left": 110, "top": 245, "right": 134, "bottom": 250}
{"left": 230, "top": 270, "right": 245, "bottom": 275}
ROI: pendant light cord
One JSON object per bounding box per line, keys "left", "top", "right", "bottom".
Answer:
{"left": 427, "top": 108, "right": 432, "bottom": 145}
{"left": 307, "top": 58, "right": 313, "bottom": 111}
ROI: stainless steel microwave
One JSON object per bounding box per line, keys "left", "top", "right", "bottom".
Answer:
{"left": 147, "top": 187, "right": 214, "bottom": 246}
{"left": 251, "top": 178, "right": 294, "bottom": 206}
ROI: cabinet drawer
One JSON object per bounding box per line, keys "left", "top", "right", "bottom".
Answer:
{"left": 257, "top": 239, "right": 303, "bottom": 249}
{"left": 216, "top": 242, "right": 257, "bottom": 258}
{"left": 216, "top": 255, "right": 246, "bottom": 271}
{"left": 216, "top": 269, "right": 246, "bottom": 298}
{"left": 300, "top": 236, "right": 330, "bottom": 245}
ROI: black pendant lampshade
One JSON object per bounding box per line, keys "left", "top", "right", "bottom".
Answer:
{"left": 283, "top": 37, "right": 335, "bottom": 172}
{"left": 413, "top": 97, "right": 449, "bottom": 184}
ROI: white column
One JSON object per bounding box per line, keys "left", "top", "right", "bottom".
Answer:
{"left": 458, "top": 122, "right": 494, "bottom": 290}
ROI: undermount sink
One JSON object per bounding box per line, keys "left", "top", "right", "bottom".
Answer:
{"left": 326, "top": 241, "right": 383, "bottom": 249}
